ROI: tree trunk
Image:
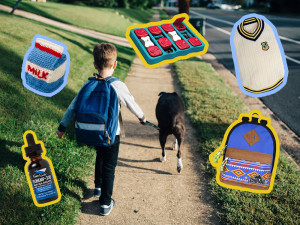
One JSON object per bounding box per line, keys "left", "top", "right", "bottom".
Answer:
{"left": 117, "top": 0, "right": 125, "bottom": 8}
{"left": 179, "top": 0, "right": 190, "bottom": 14}
{"left": 10, "top": 0, "right": 22, "bottom": 15}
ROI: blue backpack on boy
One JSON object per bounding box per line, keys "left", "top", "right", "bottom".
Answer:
{"left": 75, "top": 76, "right": 119, "bottom": 147}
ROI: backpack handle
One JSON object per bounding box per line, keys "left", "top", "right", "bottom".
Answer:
{"left": 251, "top": 113, "right": 259, "bottom": 123}
{"left": 251, "top": 112, "right": 260, "bottom": 118}
{"left": 249, "top": 112, "right": 268, "bottom": 125}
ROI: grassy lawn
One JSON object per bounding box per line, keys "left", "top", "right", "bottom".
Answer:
{"left": 174, "top": 58, "right": 300, "bottom": 224}
{"left": 158, "top": 8, "right": 170, "bottom": 20}
{"left": 0, "top": 11, "right": 135, "bottom": 224}
{"left": 0, "top": 0, "right": 154, "bottom": 37}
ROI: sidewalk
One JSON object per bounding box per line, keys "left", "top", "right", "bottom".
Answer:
{"left": 78, "top": 12, "right": 219, "bottom": 224}
{"left": 0, "top": 4, "right": 130, "bottom": 48}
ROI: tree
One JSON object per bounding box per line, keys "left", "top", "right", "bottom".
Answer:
{"left": 179, "top": 0, "right": 190, "bottom": 14}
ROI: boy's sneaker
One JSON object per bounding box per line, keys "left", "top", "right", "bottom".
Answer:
{"left": 100, "top": 199, "right": 115, "bottom": 216}
{"left": 93, "top": 188, "right": 101, "bottom": 197}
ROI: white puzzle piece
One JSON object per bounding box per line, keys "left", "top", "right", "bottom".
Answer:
{"left": 140, "top": 36, "right": 154, "bottom": 48}
{"left": 168, "top": 31, "right": 181, "bottom": 42}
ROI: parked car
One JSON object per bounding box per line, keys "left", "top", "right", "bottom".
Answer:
{"left": 206, "top": 3, "right": 221, "bottom": 9}
{"left": 207, "top": 3, "right": 241, "bottom": 10}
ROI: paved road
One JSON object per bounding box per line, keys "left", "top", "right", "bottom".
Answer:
{"left": 165, "top": 7, "right": 300, "bottom": 137}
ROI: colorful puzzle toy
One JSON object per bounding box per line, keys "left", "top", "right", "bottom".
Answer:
{"left": 126, "top": 13, "right": 209, "bottom": 68}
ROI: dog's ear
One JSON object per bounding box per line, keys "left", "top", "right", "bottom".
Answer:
{"left": 172, "top": 92, "right": 179, "bottom": 96}
{"left": 158, "top": 92, "right": 166, "bottom": 96}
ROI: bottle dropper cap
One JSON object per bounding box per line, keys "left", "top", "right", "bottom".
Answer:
{"left": 24, "top": 133, "right": 43, "bottom": 157}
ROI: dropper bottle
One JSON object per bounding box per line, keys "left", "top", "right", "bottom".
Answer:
{"left": 22, "top": 131, "right": 61, "bottom": 207}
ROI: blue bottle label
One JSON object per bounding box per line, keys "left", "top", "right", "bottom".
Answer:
{"left": 31, "top": 168, "right": 58, "bottom": 201}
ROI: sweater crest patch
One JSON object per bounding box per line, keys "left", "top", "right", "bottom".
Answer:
{"left": 261, "top": 41, "right": 269, "bottom": 51}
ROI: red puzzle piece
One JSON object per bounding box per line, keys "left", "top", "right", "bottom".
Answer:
{"left": 175, "top": 40, "right": 190, "bottom": 50}
{"left": 188, "top": 37, "right": 202, "bottom": 46}
{"left": 158, "top": 38, "right": 172, "bottom": 50}
{"left": 134, "top": 28, "right": 148, "bottom": 38}
{"left": 147, "top": 46, "right": 162, "bottom": 57}
{"left": 173, "top": 17, "right": 186, "bottom": 31}
{"left": 161, "top": 24, "right": 175, "bottom": 33}
{"left": 148, "top": 26, "right": 162, "bottom": 36}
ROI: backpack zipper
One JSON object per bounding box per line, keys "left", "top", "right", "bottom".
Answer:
{"left": 213, "top": 145, "right": 226, "bottom": 164}
{"left": 105, "top": 131, "right": 111, "bottom": 145}
{"left": 77, "top": 113, "right": 111, "bottom": 144}
{"left": 220, "top": 157, "right": 228, "bottom": 171}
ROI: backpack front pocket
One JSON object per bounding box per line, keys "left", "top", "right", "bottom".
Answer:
{"left": 75, "top": 113, "right": 111, "bottom": 146}
{"left": 220, "top": 148, "right": 272, "bottom": 190}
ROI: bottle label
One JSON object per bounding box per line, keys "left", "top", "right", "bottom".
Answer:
{"left": 31, "top": 168, "right": 58, "bottom": 201}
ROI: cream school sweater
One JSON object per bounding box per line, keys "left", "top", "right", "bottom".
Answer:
{"left": 233, "top": 17, "right": 284, "bottom": 94}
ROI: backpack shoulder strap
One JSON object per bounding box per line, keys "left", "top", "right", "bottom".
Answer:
{"left": 105, "top": 76, "right": 125, "bottom": 137}
{"left": 77, "top": 79, "right": 93, "bottom": 99}
{"left": 106, "top": 76, "right": 120, "bottom": 84}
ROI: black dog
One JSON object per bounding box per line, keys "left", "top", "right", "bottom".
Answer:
{"left": 155, "top": 92, "right": 185, "bottom": 173}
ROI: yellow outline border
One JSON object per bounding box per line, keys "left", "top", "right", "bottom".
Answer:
{"left": 209, "top": 110, "right": 280, "bottom": 194}
{"left": 125, "top": 13, "right": 209, "bottom": 69}
{"left": 21, "top": 130, "right": 61, "bottom": 207}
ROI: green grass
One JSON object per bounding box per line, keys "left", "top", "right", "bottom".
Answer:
{"left": 174, "top": 58, "right": 300, "bottom": 225}
{"left": 0, "top": 0, "right": 154, "bottom": 37}
{"left": 0, "top": 11, "right": 135, "bottom": 224}
{"left": 158, "top": 9, "right": 170, "bottom": 20}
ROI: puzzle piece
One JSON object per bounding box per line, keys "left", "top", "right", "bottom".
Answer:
{"left": 175, "top": 40, "right": 190, "bottom": 50}
{"left": 168, "top": 31, "right": 181, "bottom": 42}
{"left": 173, "top": 17, "right": 186, "bottom": 31}
{"left": 140, "top": 36, "right": 154, "bottom": 48}
{"left": 148, "top": 26, "right": 162, "bottom": 36}
{"left": 161, "top": 24, "right": 175, "bottom": 32}
{"left": 147, "top": 46, "right": 162, "bottom": 57}
{"left": 158, "top": 38, "right": 172, "bottom": 50}
{"left": 188, "top": 37, "right": 202, "bottom": 46}
{"left": 134, "top": 28, "right": 148, "bottom": 38}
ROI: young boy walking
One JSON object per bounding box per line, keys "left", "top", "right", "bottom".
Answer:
{"left": 56, "top": 43, "right": 146, "bottom": 216}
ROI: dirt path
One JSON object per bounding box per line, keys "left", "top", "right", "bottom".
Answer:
{"left": 78, "top": 58, "right": 219, "bottom": 225}
{"left": 0, "top": 4, "right": 130, "bottom": 48}
{"left": 78, "top": 11, "right": 219, "bottom": 225}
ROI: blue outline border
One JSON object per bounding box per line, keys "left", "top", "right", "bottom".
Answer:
{"left": 21, "top": 34, "right": 71, "bottom": 97}
{"left": 230, "top": 13, "right": 289, "bottom": 98}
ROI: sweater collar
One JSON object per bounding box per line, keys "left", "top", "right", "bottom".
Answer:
{"left": 237, "top": 17, "right": 264, "bottom": 41}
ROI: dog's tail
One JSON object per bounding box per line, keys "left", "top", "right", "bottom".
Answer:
{"left": 171, "top": 115, "right": 180, "bottom": 128}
